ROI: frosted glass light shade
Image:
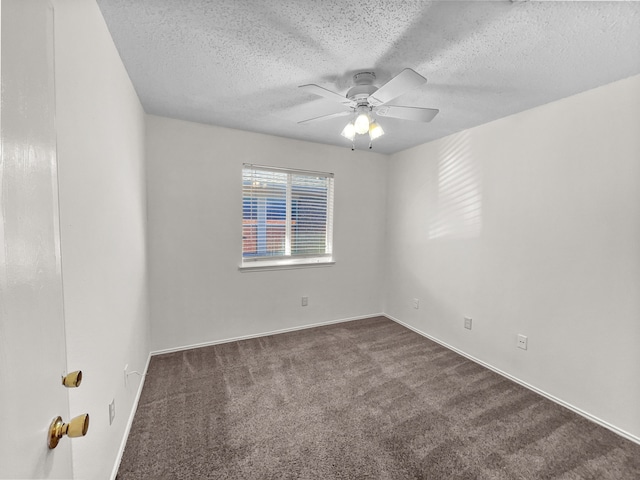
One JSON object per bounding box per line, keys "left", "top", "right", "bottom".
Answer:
{"left": 369, "top": 121, "right": 384, "bottom": 140}
{"left": 341, "top": 122, "right": 356, "bottom": 140}
{"left": 354, "top": 112, "right": 370, "bottom": 135}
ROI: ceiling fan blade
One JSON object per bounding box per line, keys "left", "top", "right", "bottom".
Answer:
{"left": 375, "top": 105, "right": 439, "bottom": 123}
{"left": 368, "top": 68, "right": 427, "bottom": 106}
{"left": 298, "top": 110, "right": 351, "bottom": 125}
{"left": 299, "top": 84, "right": 355, "bottom": 107}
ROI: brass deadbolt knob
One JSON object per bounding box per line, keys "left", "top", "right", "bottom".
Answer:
{"left": 62, "top": 370, "right": 82, "bottom": 388}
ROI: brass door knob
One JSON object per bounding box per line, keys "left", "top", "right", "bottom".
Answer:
{"left": 48, "top": 413, "right": 89, "bottom": 449}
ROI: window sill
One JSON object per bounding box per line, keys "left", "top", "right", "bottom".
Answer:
{"left": 238, "top": 258, "right": 335, "bottom": 272}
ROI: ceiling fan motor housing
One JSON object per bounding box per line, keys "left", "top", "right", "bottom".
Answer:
{"left": 346, "top": 72, "right": 378, "bottom": 103}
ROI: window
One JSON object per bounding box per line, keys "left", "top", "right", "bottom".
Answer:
{"left": 241, "top": 164, "right": 334, "bottom": 269}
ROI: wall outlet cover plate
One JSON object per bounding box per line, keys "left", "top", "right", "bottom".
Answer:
{"left": 517, "top": 334, "right": 528, "bottom": 350}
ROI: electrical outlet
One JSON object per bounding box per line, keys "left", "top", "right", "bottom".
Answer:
{"left": 517, "top": 334, "right": 528, "bottom": 350}
{"left": 464, "top": 317, "right": 472, "bottom": 330}
{"left": 301, "top": 296, "right": 308, "bottom": 307}
{"left": 413, "top": 298, "right": 420, "bottom": 309}
{"left": 109, "top": 399, "right": 116, "bottom": 425}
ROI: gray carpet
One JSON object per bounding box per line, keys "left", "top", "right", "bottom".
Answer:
{"left": 117, "top": 316, "right": 640, "bottom": 479}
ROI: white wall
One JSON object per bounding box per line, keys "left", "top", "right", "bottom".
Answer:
{"left": 53, "top": 1, "right": 150, "bottom": 479}
{"left": 146, "top": 115, "right": 387, "bottom": 352}
{"left": 384, "top": 74, "right": 640, "bottom": 439}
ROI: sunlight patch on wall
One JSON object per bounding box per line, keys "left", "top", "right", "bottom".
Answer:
{"left": 429, "top": 131, "right": 482, "bottom": 240}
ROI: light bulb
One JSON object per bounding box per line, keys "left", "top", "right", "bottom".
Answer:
{"left": 354, "top": 112, "right": 370, "bottom": 135}
{"left": 341, "top": 122, "right": 355, "bottom": 141}
{"left": 369, "top": 121, "right": 384, "bottom": 140}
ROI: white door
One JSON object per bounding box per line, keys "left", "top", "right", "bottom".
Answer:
{"left": 0, "top": 0, "right": 74, "bottom": 478}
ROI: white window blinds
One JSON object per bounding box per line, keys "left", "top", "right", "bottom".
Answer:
{"left": 242, "top": 165, "right": 334, "bottom": 264}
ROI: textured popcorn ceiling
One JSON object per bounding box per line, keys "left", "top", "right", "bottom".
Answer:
{"left": 96, "top": 0, "right": 640, "bottom": 154}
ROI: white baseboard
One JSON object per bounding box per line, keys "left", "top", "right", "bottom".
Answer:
{"left": 110, "top": 352, "right": 152, "bottom": 480}
{"left": 150, "top": 313, "right": 385, "bottom": 356}
{"left": 385, "top": 314, "right": 640, "bottom": 446}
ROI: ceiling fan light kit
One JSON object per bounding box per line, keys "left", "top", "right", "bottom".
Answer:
{"left": 299, "top": 68, "right": 439, "bottom": 151}
{"left": 340, "top": 116, "right": 384, "bottom": 149}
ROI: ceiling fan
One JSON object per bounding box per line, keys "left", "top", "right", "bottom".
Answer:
{"left": 298, "top": 68, "right": 439, "bottom": 147}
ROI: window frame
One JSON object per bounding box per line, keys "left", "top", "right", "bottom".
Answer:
{"left": 240, "top": 164, "right": 335, "bottom": 271}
